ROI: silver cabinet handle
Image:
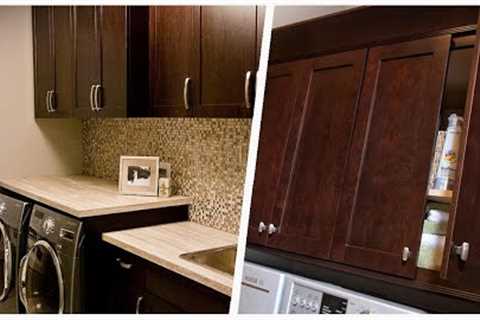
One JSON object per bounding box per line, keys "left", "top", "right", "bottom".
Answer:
{"left": 94, "top": 84, "right": 102, "bottom": 111}
{"left": 49, "top": 90, "right": 56, "bottom": 112}
{"left": 401, "top": 247, "right": 411, "bottom": 262}
{"left": 116, "top": 257, "right": 132, "bottom": 270}
{"left": 244, "top": 71, "right": 252, "bottom": 109}
{"left": 267, "top": 223, "right": 277, "bottom": 235}
{"left": 184, "top": 77, "right": 191, "bottom": 110}
{"left": 135, "top": 296, "right": 144, "bottom": 314}
{"left": 45, "top": 91, "right": 51, "bottom": 112}
{"left": 454, "top": 242, "right": 470, "bottom": 262}
{"left": 258, "top": 221, "right": 266, "bottom": 233}
{"left": 89, "top": 84, "right": 96, "bottom": 112}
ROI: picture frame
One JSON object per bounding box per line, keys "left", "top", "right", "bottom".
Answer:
{"left": 119, "top": 156, "right": 160, "bottom": 196}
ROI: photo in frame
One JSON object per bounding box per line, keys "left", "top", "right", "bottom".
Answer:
{"left": 119, "top": 156, "right": 160, "bottom": 196}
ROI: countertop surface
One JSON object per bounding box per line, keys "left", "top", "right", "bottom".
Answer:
{"left": 102, "top": 221, "right": 237, "bottom": 296}
{"left": 0, "top": 175, "right": 192, "bottom": 218}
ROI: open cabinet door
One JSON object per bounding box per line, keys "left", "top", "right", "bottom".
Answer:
{"left": 442, "top": 11, "right": 480, "bottom": 291}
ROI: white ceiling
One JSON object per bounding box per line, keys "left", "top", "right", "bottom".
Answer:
{"left": 273, "top": 6, "right": 356, "bottom": 28}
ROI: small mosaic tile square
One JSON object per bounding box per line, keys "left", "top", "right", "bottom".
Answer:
{"left": 82, "top": 118, "right": 251, "bottom": 234}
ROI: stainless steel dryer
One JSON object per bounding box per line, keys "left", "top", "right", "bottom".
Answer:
{"left": 18, "top": 205, "right": 85, "bottom": 313}
{"left": 0, "top": 193, "right": 31, "bottom": 313}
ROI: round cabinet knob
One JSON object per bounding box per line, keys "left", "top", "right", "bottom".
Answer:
{"left": 268, "top": 223, "right": 278, "bottom": 235}
{"left": 0, "top": 202, "right": 6, "bottom": 213}
{"left": 258, "top": 221, "right": 266, "bottom": 233}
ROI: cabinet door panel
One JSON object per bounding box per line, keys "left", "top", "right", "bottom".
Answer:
{"left": 74, "top": 6, "right": 101, "bottom": 117}
{"left": 52, "top": 6, "right": 74, "bottom": 117}
{"left": 266, "top": 50, "right": 367, "bottom": 259}
{"left": 33, "top": 7, "right": 54, "bottom": 118}
{"left": 444, "top": 19, "right": 480, "bottom": 291}
{"left": 199, "top": 6, "right": 256, "bottom": 117}
{"left": 149, "top": 6, "right": 200, "bottom": 117}
{"left": 248, "top": 61, "right": 307, "bottom": 245}
{"left": 332, "top": 36, "right": 451, "bottom": 278}
{"left": 100, "top": 6, "right": 127, "bottom": 117}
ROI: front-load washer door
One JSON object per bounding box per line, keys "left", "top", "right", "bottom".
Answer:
{"left": 0, "top": 222, "right": 13, "bottom": 302}
{"left": 18, "top": 240, "right": 64, "bottom": 313}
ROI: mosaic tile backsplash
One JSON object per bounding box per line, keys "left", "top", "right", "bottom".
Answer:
{"left": 82, "top": 118, "right": 251, "bottom": 234}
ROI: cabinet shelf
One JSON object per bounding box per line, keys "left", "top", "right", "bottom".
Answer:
{"left": 427, "top": 189, "right": 453, "bottom": 204}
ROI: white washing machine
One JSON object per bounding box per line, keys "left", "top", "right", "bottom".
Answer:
{"left": 239, "top": 262, "right": 425, "bottom": 314}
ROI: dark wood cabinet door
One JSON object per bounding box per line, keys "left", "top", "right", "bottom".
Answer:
{"left": 98, "top": 6, "right": 127, "bottom": 117}
{"left": 51, "top": 6, "right": 74, "bottom": 117}
{"left": 198, "top": 6, "right": 257, "bottom": 118}
{"left": 74, "top": 6, "right": 101, "bottom": 118}
{"left": 331, "top": 36, "right": 451, "bottom": 278}
{"left": 266, "top": 50, "right": 367, "bottom": 259}
{"left": 443, "top": 20, "right": 480, "bottom": 291}
{"left": 33, "top": 6, "right": 54, "bottom": 118}
{"left": 248, "top": 61, "right": 307, "bottom": 245}
{"left": 149, "top": 6, "right": 200, "bottom": 117}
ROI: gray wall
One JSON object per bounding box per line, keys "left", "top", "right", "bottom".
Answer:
{"left": 0, "top": 6, "right": 82, "bottom": 179}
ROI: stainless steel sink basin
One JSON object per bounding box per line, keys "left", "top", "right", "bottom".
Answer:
{"left": 180, "top": 245, "right": 236, "bottom": 276}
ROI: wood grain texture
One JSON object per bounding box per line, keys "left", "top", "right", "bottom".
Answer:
{"left": 444, "top": 10, "right": 480, "bottom": 293}
{"left": 198, "top": 6, "right": 257, "bottom": 118}
{"left": 0, "top": 176, "right": 192, "bottom": 218}
{"left": 52, "top": 6, "right": 75, "bottom": 117}
{"left": 102, "top": 221, "right": 237, "bottom": 296}
{"left": 247, "top": 61, "right": 307, "bottom": 245}
{"left": 149, "top": 6, "right": 200, "bottom": 117}
{"left": 266, "top": 49, "right": 367, "bottom": 259}
{"left": 270, "top": 6, "right": 477, "bottom": 64}
{"left": 332, "top": 35, "right": 451, "bottom": 278}
{"left": 99, "top": 6, "right": 127, "bottom": 117}
{"left": 33, "top": 6, "right": 54, "bottom": 118}
{"left": 74, "top": 6, "right": 101, "bottom": 118}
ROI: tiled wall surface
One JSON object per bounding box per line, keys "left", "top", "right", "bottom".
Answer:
{"left": 82, "top": 118, "right": 251, "bottom": 234}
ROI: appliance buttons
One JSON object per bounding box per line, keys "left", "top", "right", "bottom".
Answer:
{"left": 42, "top": 217, "right": 56, "bottom": 235}
{"left": 300, "top": 299, "right": 307, "bottom": 307}
{"left": 292, "top": 296, "right": 300, "bottom": 306}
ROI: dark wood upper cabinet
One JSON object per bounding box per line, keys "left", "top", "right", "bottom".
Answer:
{"left": 74, "top": 6, "right": 101, "bottom": 117}
{"left": 33, "top": 6, "right": 74, "bottom": 118}
{"left": 331, "top": 35, "right": 451, "bottom": 278}
{"left": 148, "top": 6, "right": 200, "bottom": 117}
{"left": 266, "top": 50, "right": 367, "bottom": 259}
{"left": 73, "top": 6, "right": 148, "bottom": 118}
{"left": 197, "top": 6, "right": 257, "bottom": 118}
{"left": 248, "top": 61, "right": 307, "bottom": 245}
{"left": 33, "top": 6, "right": 259, "bottom": 119}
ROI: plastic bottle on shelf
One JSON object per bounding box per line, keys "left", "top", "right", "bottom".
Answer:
{"left": 433, "top": 113, "right": 464, "bottom": 191}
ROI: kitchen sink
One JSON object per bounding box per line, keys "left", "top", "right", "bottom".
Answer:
{"left": 180, "top": 245, "right": 236, "bottom": 276}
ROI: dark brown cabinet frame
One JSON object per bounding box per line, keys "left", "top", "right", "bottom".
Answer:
{"left": 248, "top": 6, "right": 480, "bottom": 307}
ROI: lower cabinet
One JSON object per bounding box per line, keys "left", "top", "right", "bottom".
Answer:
{"left": 104, "top": 245, "right": 230, "bottom": 314}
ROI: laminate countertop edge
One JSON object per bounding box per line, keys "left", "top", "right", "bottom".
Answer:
{"left": 0, "top": 176, "right": 193, "bottom": 218}
{"left": 102, "top": 222, "right": 237, "bottom": 297}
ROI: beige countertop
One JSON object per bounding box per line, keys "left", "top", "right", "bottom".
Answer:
{"left": 102, "top": 221, "right": 237, "bottom": 296}
{"left": 0, "top": 175, "right": 192, "bottom": 218}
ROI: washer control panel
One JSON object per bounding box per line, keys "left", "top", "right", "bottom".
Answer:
{"left": 284, "top": 277, "right": 425, "bottom": 314}
{"left": 287, "top": 283, "right": 323, "bottom": 314}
